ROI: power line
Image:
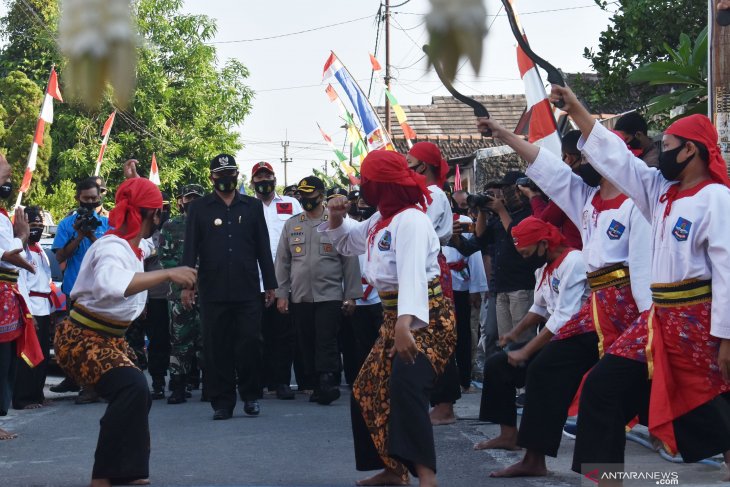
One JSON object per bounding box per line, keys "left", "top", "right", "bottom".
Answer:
{"left": 206, "top": 15, "right": 374, "bottom": 44}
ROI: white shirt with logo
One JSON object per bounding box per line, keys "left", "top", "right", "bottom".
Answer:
{"left": 258, "top": 193, "right": 303, "bottom": 291}
{"left": 442, "top": 215, "right": 488, "bottom": 294}
{"left": 426, "top": 184, "right": 454, "bottom": 245}
{"left": 18, "top": 247, "right": 53, "bottom": 316}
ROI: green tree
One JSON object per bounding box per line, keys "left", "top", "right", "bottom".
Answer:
{"left": 573, "top": 0, "right": 706, "bottom": 113}
{"left": 0, "top": 0, "right": 253, "bottom": 217}
{"left": 627, "top": 26, "right": 708, "bottom": 120}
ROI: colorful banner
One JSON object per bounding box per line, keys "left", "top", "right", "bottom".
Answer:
{"left": 325, "top": 84, "right": 368, "bottom": 160}
{"left": 317, "top": 123, "right": 360, "bottom": 186}
{"left": 384, "top": 89, "right": 417, "bottom": 144}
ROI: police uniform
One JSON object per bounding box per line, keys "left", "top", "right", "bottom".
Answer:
{"left": 160, "top": 184, "right": 205, "bottom": 404}
{"left": 275, "top": 177, "right": 362, "bottom": 404}
{"left": 182, "top": 154, "right": 277, "bottom": 418}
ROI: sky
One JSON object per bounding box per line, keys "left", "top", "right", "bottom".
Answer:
{"left": 1, "top": 0, "right": 617, "bottom": 185}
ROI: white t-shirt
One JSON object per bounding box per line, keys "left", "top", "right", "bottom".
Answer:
{"left": 356, "top": 253, "right": 381, "bottom": 306}
{"left": 258, "top": 193, "right": 303, "bottom": 291}
{"left": 579, "top": 121, "right": 730, "bottom": 339}
{"left": 70, "top": 235, "right": 148, "bottom": 322}
{"left": 442, "top": 215, "right": 489, "bottom": 294}
{"left": 527, "top": 148, "right": 653, "bottom": 312}
{"left": 529, "top": 250, "right": 589, "bottom": 334}
{"left": 18, "top": 246, "right": 53, "bottom": 316}
{"left": 324, "top": 208, "right": 441, "bottom": 324}
{"left": 0, "top": 211, "right": 22, "bottom": 272}
{"left": 426, "top": 184, "right": 453, "bottom": 245}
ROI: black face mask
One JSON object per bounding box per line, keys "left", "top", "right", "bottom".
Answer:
{"left": 79, "top": 201, "right": 101, "bottom": 211}
{"left": 347, "top": 204, "right": 360, "bottom": 217}
{"left": 628, "top": 137, "right": 642, "bottom": 150}
{"left": 29, "top": 227, "right": 43, "bottom": 243}
{"left": 214, "top": 175, "right": 238, "bottom": 193}
{"left": 359, "top": 207, "right": 377, "bottom": 220}
{"left": 300, "top": 196, "right": 321, "bottom": 212}
{"left": 255, "top": 181, "right": 275, "bottom": 197}
{"left": 0, "top": 181, "right": 13, "bottom": 199}
{"left": 576, "top": 164, "right": 602, "bottom": 187}
{"left": 658, "top": 144, "right": 691, "bottom": 181}
{"left": 160, "top": 210, "right": 170, "bottom": 226}
{"left": 181, "top": 203, "right": 190, "bottom": 214}
{"left": 523, "top": 243, "right": 548, "bottom": 268}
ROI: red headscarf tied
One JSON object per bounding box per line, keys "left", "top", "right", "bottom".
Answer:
{"left": 360, "top": 150, "right": 433, "bottom": 218}
{"left": 511, "top": 216, "right": 566, "bottom": 250}
{"left": 106, "top": 178, "right": 163, "bottom": 244}
{"left": 408, "top": 141, "right": 449, "bottom": 186}
{"left": 665, "top": 114, "right": 730, "bottom": 188}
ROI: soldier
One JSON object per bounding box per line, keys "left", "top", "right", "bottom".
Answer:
{"left": 160, "top": 184, "right": 205, "bottom": 404}
{"left": 275, "top": 176, "right": 362, "bottom": 405}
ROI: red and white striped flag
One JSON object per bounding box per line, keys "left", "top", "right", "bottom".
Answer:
{"left": 149, "top": 153, "right": 161, "bottom": 185}
{"left": 511, "top": 0, "right": 561, "bottom": 155}
{"left": 94, "top": 110, "right": 117, "bottom": 176}
{"left": 18, "top": 67, "right": 63, "bottom": 197}
{"left": 454, "top": 164, "right": 462, "bottom": 191}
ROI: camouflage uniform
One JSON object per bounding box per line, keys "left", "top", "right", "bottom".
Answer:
{"left": 159, "top": 214, "right": 203, "bottom": 390}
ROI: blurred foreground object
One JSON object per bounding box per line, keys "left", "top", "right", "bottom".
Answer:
{"left": 425, "top": 0, "right": 487, "bottom": 81}
{"left": 59, "top": 0, "right": 138, "bottom": 108}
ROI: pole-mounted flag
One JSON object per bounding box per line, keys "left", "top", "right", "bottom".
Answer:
{"left": 94, "top": 110, "right": 117, "bottom": 176}
{"left": 149, "top": 153, "right": 161, "bottom": 185}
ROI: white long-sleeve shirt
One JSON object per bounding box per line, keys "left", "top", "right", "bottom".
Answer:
{"left": 18, "top": 246, "right": 53, "bottom": 316}
{"left": 530, "top": 250, "right": 589, "bottom": 334}
{"left": 70, "top": 235, "right": 149, "bottom": 322}
{"left": 578, "top": 121, "right": 730, "bottom": 339}
{"left": 258, "top": 193, "right": 303, "bottom": 291}
{"left": 324, "top": 209, "right": 441, "bottom": 324}
{"left": 527, "top": 148, "right": 653, "bottom": 312}
{"left": 426, "top": 185, "right": 453, "bottom": 245}
{"left": 0, "top": 211, "right": 22, "bottom": 272}
{"left": 442, "top": 215, "right": 488, "bottom": 294}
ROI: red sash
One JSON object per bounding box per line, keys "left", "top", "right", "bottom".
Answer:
{"left": 0, "top": 281, "right": 44, "bottom": 367}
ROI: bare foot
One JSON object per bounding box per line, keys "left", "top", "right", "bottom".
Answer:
{"left": 128, "top": 480, "right": 150, "bottom": 485}
{"left": 490, "top": 458, "right": 547, "bottom": 478}
{"left": 22, "top": 403, "right": 43, "bottom": 410}
{"left": 0, "top": 428, "right": 17, "bottom": 440}
{"left": 429, "top": 403, "right": 456, "bottom": 426}
{"left": 356, "top": 469, "right": 410, "bottom": 486}
{"left": 474, "top": 436, "right": 521, "bottom": 451}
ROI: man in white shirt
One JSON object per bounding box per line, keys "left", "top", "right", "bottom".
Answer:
{"left": 249, "top": 162, "right": 302, "bottom": 400}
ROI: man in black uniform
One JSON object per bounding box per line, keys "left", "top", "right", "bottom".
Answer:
{"left": 183, "top": 153, "right": 277, "bottom": 420}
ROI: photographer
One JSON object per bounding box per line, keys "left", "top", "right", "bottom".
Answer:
{"left": 50, "top": 177, "right": 110, "bottom": 400}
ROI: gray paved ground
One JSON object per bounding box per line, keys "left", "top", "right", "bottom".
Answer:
{"left": 0, "top": 374, "right": 726, "bottom": 486}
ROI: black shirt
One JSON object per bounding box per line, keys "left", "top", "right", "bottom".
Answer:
{"left": 182, "top": 191, "right": 277, "bottom": 303}
{"left": 459, "top": 207, "right": 536, "bottom": 293}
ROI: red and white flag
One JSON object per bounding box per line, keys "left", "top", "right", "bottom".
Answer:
{"left": 94, "top": 110, "right": 117, "bottom": 176}
{"left": 19, "top": 67, "right": 63, "bottom": 196}
{"left": 510, "top": 0, "right": 561, "bottom": 155}
{"left": 149, "top": 153, "right": 161, "bottom": 185}
{"left": 454, "top": 164, "right": 463, "bottom": 191}
{"left": 369, "top": 53, "right": 382, "bottom": 72}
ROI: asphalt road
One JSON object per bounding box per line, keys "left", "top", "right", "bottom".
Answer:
{"left": 1, "top": 374, "right": 726, "bottom": 487}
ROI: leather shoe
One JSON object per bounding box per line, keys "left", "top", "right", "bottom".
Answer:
{"left": 213, "top": 409, "right": 232, "bottom": 420}
{"left": 75, "top": 388, "right": 100, "bottom": 405}
{"left": 50, "top": 378, "right": 80, "bottom": 393}
{"left": 276, "top": 384, "right": 295, "bottom": 400}
{"left": 243, "top": 400, "right": 260, "bottom": 416}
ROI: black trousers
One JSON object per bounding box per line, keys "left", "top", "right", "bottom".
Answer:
{"left": 141, "top": 299, "right": 170, "bottom": 379}
{"left": 453, "top": 290, "right": 473, "bottom": 388}
{"left": 479, "top": 348, "right": 529, "bottom": 426}
{"left": 351, "top": 354, "right": 437, "bottom": 476}
{"left": 290, "top": 301, "right": 342, "bottom": 387}
{"left": 92, "top": 367, "right": 151, "bottom": 481}
{"left": 260, "top": 293, "right": 295, "bottom": 389}
{"left": 339, "top": 315, "right": 359, "bottom": 386}
{"left": 0, "top": 341, "right": 17, "bottom": 416}
{"left": 517, "top": 332, "right": 599, "bottom": 457}
{"left": 351, "top": 303, "right": 383, "bottom": 372}
{"left": 201, "top": 300, "right": 263, "bottom": 411}
{"left": 13, "top": 315, "right": 51, "bottom": 409}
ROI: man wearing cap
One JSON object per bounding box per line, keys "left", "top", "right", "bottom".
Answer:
{"left": 275, "top": 176, "right": 362, "bottom": 405}
{"left": 183, "top": 154, "right": 276, "bottom": 420}
{"left": 249, "top": 162, "right": 303, "bottom": 400}
{"left": 160, "top": 184, "right": 205, "bottom": 404}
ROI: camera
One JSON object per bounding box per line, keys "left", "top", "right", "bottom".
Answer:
{"left": 515, "top": 177, "right": 540, "bottom": 192}
{"left": 75, "top": 207, "right": 101, "bottom": 234}
{"left": 466, "top": 191, "right": 495, "bottom": 209}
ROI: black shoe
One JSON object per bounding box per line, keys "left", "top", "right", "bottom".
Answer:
{"left": 243, "top": 400, "right": 260, "bottom": 416}
{"left": 309, "top": 390, "right": 321, "bottom": 403}
{"left": 185, "top": 384, "right": 192, "bottom": 398}
{"left": 150, "top": 378, "right": 166, "bottom": 400}
{"left": 167, "top": 375, "right": 187, "bottom": 404}
{"left": 50, "top": 378, "right": 80, "bottom": 393}
{"left": 213, "top": 409, "right": 232, "bottom": 420}
{"left": 316, "top": 387, "right": 341, "bottom": 405}
{"left": 276, "top": 384, "right": 295, "bottom": 400}
{"left": 75, "top": 388, "right": 100, "bottom": 405}
{"left": 515, "top": 392, "right": 526, "bottom": 409}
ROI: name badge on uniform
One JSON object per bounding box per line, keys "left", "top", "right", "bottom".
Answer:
{"left": 551, "top": 277, "right": 560, "bottom": 293}
{"left": 672, "top": 217, "right": 692, "bottom": 242}
{"left": 378, "top": 230, "right": 392, "bottom": 251}
{"left": 277, "top": 202, "right": 293, "bottom": 215}
{"left": 606, "top": 219, "right": 626, "bottom": 240}
{"left": 322, "top": 243, "right": 333, "bottom": 253}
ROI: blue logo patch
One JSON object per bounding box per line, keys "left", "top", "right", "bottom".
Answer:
{"left": 672, "top": 217, "right": 692, "bottom": 242}
{"left": 551, "top": 277, "right": 561, "bottom": 293}
{"left": 606, "top": 219, "right": 626, "bottom": 240}
{"left": 378, "top": 230, "right": 392, "bottom": 251}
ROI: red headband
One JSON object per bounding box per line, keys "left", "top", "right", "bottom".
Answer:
{"left": 511, "top": 216, "right": 566, "bottom": 249}
{"left": 408, "top": 141, "right": 449, "bottom": 186}
{"left": 106, "top": 178, "right": 163, "bottom": 243}
{"left": 665, "top": 114, "right": 730, "bottom": 188}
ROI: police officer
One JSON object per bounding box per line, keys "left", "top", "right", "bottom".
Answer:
{"left": 183, "top": 154, "right": 277, "bottom": 420}
{"left": 275, "top": 176, "right": 362, "bottom": 405}
{"left": 160, "top": 184, "right": 205, "bottom": 404}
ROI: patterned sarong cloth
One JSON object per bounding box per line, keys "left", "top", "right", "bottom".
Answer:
{"left": 352, "top": 279, "right": 456, "bottom": 480}
{"left": 0, "top": 271, "right": 43, "bottom": 366}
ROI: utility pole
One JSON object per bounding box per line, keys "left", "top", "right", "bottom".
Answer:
{"left": 281, "top": 139, "right": 291, "bottom": 186}
{"left": 384, "top": 0, "right": 392, "bottom": 135}
{"left": 323, "top": 160, "right": 329, "bottom": 177}
{"left": 711, "top": 0, "right": 730, "bottom": 168}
